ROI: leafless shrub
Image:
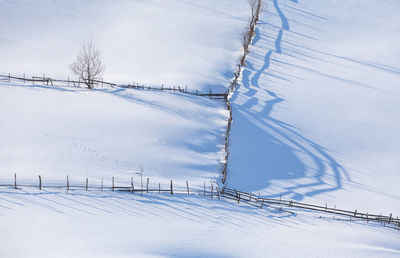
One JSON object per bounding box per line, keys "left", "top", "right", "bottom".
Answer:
{"left": 70, "top": 40, "right": 105, "bottom": 89}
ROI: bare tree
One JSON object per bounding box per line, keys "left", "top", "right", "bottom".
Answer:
{"left": 70, "top": 40, "right": 105, "bottom": 89}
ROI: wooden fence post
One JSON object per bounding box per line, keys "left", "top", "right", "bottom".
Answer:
{"left": 23, "top": 73, "right": 25, "bottom": 83}
{"left": 14, "top": 173, "right": 17, "bottom": 189}
{"left": 146, "top": 178, "right": 149, "bottom": 193}
{"left": 112, "top": 177, "right": 115, "bottom": 192}
{"left": 210, "top": 182, "right": 213, "bottom": 200}
{"left": 186, "top": 180, "right": 189, "bottom": 195}
{"left": 38, "top": 175, "right": 42, "bottom": 190}
{"left": 8, "top": 73, "right": 10, "bottom": 83}
{"left": 159, "top": 183, "right": 161, "bottom": 193}
{"left": 131, "top": 177, "right": 134, "bottom": 193}
{"left": 235, "top": 190, "right": 240, "bottom": 203}
{"left": 101, "top": 178, "right": 104, "bottom": 191}
{"left": 389, "top": 213, "right": 392, "bottom": 223}
{"left": 67, "top": 175, "right": 69, "bottom": 193}
{"left": 170, "top": 180, "right": 173, "bottom": 195}
{"left": 140, "top": 171, "right": 143, "bottom": 196}
{"left": 85, "top": 178, "right": 88, "bottom": 191}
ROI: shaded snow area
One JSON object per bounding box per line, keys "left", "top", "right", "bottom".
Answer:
{"left": 1, "top": 0, "right": 400, "bottom": 257}
{"left": 0, "top": 82, "right": 227, "bottom": 186}
{"left": 228, "top": 0, "right": 400, "bottom": 215}
{"left": 0, "top": 0, "right": 249, "bottom": 91}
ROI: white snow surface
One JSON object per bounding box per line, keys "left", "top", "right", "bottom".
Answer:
{"left": 0, "top": 82, "right": 228, "bottom": 186}
{"left": 228, "top": 0, "right": 400, "bottom": 215}
{"left": 1, "top": 0, "right": 400, "bottom": 257}
{"left": 0, "top": 0, "right": 249, "bottom": 92}
{"left": 1, "top": 188, "right": 400, "bottom": 258}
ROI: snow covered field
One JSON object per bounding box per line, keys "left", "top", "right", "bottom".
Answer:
{"left": 0, "top": 82, "right": 228, "bottom": 187}
{"left": 1, "top": 188, "right": 400, "bottom": 258}
{"left": 1, "top": 0, "right": 400, "bottom": 257}
{"left": 228, "top": 0, "right": 400, "bottom": 215}
{"left": 0, "top": 0, "right": 249, "bottom": 91}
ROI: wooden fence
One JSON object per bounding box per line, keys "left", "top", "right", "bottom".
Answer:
{"left": 221, "top": 0, "right": 263, "bottom": 183}
{"left": 2, "top": 174, "right": 399, "bottom": 230}
{"left": 0, "top": 73, "right": 227, "bottom": 100}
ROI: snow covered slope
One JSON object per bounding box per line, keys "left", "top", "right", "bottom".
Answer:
{"left": 0, "top": 82, "right": 227, "bottom": 186}
{"left": 228, "top": 0, "right": 400, "bottom": 215}
{"left": 1, "top": 188, "right": 400, "bottom": 258}
{"left": 0, "top": 0, "right": 249, "bottom": 91}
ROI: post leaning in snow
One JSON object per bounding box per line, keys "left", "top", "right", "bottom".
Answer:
{"left": 38, "top": 175, "right": 42, "bottom": 190}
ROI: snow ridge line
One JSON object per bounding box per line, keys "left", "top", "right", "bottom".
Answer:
{"left": 222, "top": 0, "right": 264, "bottom": 184}
{"left": 1, "top": 179, "right": 399, "bottom": 231}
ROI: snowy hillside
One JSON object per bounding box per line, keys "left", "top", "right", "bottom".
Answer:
{"left": 228, "top": 0, "right": 400, "bottom": 215}
{"left": 0, "top": 82, "right": 228, "bottom": 186}
{"left": 0, "top": 0, "right": 249, "bottom": 91}
{"left": 1, "top": 0, "right": 400, "bottom": 257}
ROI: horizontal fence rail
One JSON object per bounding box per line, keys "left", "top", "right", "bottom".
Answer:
{"left": 1, "top": 174, "right": 399, "bottom": 231}
{"left": 0, "top": 73, "right": 228, "bottom": 100}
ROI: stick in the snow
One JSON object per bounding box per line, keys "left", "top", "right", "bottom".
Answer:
{"left": 170, "top": 180, "right": 173, "bottom": 195}
{"left": 210, "top": 182, "right": 213, "bottom": 200}
{"left": 186, "top": 181, "right": 189, "bottom": 195}
{"left": 85, "top": 178, "right": 88, "bottom": 191}
{"left": 14, "top": 173, "right": 17, "bottom": 189}
{"left": 112, "top": 177, "right": 115, "bottom": 192}
{"left": 38, "top": 175, "right": 42, "bottom": 190}
{"left": 67, "top": 175, "right": 69, "bottom": 193}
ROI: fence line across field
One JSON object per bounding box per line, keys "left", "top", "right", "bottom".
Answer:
{"left": 0, "top": 73, "right": 227, "bottom": 100}
{"left": 2, "top": 173, "right": 399, "bottom": 231}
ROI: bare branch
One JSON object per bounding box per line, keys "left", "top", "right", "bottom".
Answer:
{"left": 70, "top": 40, "right": 105, "bottom": 89}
